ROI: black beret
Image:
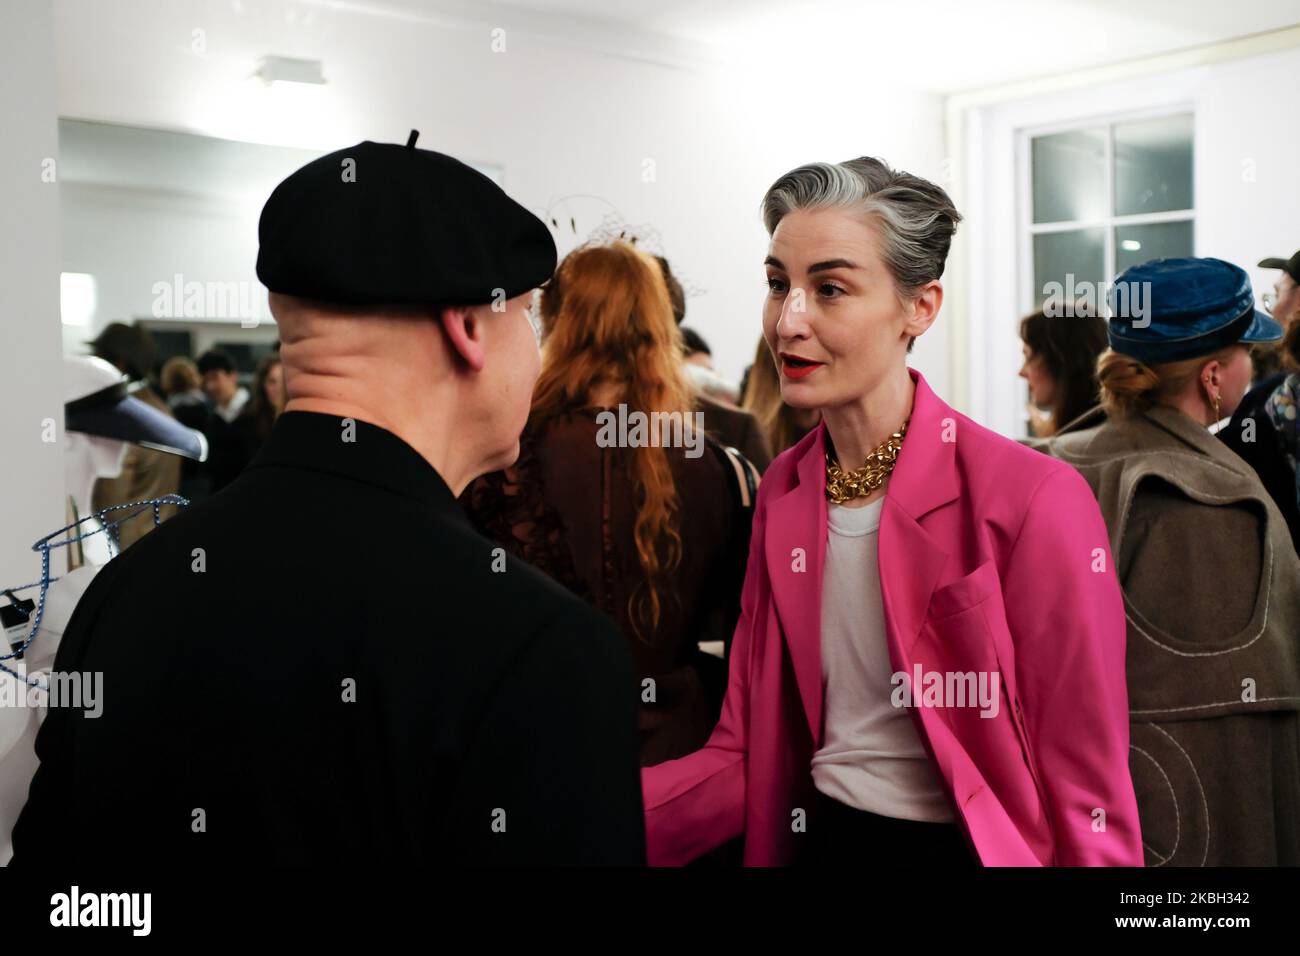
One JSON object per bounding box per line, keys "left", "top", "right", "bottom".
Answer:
{"left": 256, "top": 131, "right": 556, "bottom": 308}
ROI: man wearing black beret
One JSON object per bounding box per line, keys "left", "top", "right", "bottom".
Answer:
{"left": 12, "top": 133, "right": 646, "bottom": 864}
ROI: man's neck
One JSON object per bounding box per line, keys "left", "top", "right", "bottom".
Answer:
{"left": 273, "top": 301, "right": 488, "bottom": 495}
{"left": 284, "top": 392, "right": 475, "bottom": 495}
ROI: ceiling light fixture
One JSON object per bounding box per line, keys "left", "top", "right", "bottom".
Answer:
{"left": 253, "top": 55, "right": 326, "bottom": 86}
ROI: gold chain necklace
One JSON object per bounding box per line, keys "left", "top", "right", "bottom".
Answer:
{"left": 825, "top": 419, "right": 909, "bottom": 503}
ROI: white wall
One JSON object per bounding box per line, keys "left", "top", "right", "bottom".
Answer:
{"left": 0, "top": 0, "right": 67, "bottom": 589}
{"left": 58, "top": 119, "right": 511, "bottom": 354}
{"left": 963, "top": 43, "right": 1300, "bottom": 437}
{"left": 1195, "top": 49, "right": 1300, "bottom": 293}
{"left": 50, "top": 0, "right": 948, "bottom": 391}
{"left": 60, "top": 183, "right": 272, "bottom": 354}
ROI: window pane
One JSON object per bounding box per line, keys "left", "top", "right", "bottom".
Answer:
{"left": 1031, "top": 128, "right": 1107, "bottom": 224}
{"left": 1033, "top": 228, "right": 1105, "bottom": 306}
{"left": 1114, "top": 114, "right": 1193, "bottom": 216}
{"left": 1115, "top": 220, "right": 1194, "bottom": 273}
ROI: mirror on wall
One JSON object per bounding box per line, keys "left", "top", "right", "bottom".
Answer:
{"left": 57, "top": 119, "right": 503, "bottom": 377}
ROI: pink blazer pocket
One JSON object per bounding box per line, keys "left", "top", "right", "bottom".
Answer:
{"left": 927, "top": 559, "right": 999, "bottom": 621}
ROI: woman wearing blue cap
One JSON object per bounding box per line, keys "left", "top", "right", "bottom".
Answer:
{"left": 1043, "top": 256, "right": 1300, "bottom": 866}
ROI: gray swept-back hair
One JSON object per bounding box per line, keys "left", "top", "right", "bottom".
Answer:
{"left": 761, "top": 157, "right": 962, "bottom": 301}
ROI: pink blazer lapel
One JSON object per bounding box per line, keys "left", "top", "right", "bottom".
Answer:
{"left": 765, "top": 424, "right": 829, "bottom": 742}
{"left": 763, "top": 369, "right": 963, "bottom": 745}
{"left": 878, "top": 503, "right": 950, "bottom": 659}
{"left": 878, "top": 370, "right": 962, "bottom": 659}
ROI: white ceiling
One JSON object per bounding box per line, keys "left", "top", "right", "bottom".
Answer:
{"left": 347, "top": 0, "right": 1300, "bottom": 91}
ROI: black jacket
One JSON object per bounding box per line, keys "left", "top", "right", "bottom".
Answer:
{"left": 695, "top": 394, "right": 772, "bottom": 474}
{"left": 1219, "top": 372, "right": 1300, "bottom": 558}
{"left": 11, "top": 411, "right": 646, "bottom": 864}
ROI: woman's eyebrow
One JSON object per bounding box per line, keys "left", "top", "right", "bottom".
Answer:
{"left": 764, "top": 256, "right": 859, "bottom": 273}
{"left": 808, "top": 258, "right": 858, "bottom": 273}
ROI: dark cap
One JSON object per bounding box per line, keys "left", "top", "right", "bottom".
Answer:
{"left": 1106, "top": 257, "right": 1283, "bottom": 365}
{"left": 87, "top": 322, "right": 157, "bottom": 382}
{"left": 256, "top": 131, "right": 556, "bottom": 308}
{"left": 1258, "top": 250, "right": 1300, "bottom": 284}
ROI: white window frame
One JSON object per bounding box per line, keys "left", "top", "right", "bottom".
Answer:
{"left": 1016, "top": 105, "right": 1196, "bottom": 318}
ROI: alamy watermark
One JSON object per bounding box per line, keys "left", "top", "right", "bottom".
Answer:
{"left": 0, "top": 670, "right": 103, "bottom": 717}
{"left": 152, "top": 273, "right": 263, "bottom": 328}
{"left": 1042, "top": 275, "right": 1152, "bottom": 328}
{"left": 595, "top": 404, "right": 705, "bottom": 459}
{"left": 891, "top": 666, "right": 1000, "bottom": 718}
{"left": 50, "top": 886, "right": 150, "bottom": 936}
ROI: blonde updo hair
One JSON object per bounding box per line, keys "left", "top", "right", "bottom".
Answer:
{"left": 1096, "top": 347, "right": 1241, "bottom": 419}
{"left": 160, "top": 356, "right": 201, "bottom": 396}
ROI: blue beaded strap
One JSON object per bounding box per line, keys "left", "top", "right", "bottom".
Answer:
{"left": 0, "top": 494, "right": 189, "bottom": 688}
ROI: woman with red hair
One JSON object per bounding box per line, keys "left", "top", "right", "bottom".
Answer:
{"left": 464, "top": 240, "right": 757, "bottom": 767}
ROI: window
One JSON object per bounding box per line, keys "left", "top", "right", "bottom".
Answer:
{"left": 60, "top": 272, "right": 96, "bottom": 328}
{"left": 1023, "top": 112, "right": 1193, "bottom": 310}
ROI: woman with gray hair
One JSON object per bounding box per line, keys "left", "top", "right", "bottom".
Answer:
{"left": 641, "top": 157, "right": 1143, "bottom": 867}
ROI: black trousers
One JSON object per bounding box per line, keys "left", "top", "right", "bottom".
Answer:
{"left": 802, "top": 789, "right": 978, "bottom": 867}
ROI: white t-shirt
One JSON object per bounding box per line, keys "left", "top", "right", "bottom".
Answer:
{"left": 810, "top": 497, "right": 954, "bottom": 822}
{"left": 217, "top": 386, "right": 250, "bottom": 424}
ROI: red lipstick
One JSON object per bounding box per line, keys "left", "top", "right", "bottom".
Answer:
{"left": 779, "top": 352, "right": 825, "bottom": 380}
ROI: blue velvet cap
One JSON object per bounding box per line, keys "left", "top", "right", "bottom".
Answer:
{"left": 1106, "top": 257, "right": 1282, "bottom": 364}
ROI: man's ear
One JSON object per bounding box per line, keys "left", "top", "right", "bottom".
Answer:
{"left": 439, "top": 305, "right": 486, "bottom": 372}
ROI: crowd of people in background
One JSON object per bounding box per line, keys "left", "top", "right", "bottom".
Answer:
{"left": 86, "top": 323, "right": 286, "bottom": 542}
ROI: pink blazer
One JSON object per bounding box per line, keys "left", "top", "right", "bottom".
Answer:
{"left": 643, "top": 369, "right": 1143, "bottom": 866}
